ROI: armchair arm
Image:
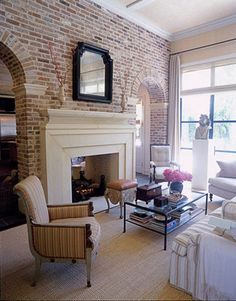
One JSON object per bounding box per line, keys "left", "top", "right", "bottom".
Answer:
{"left": 150, "top": 161, "right": 156, "bottom": 168}
{"left": 31, "top": 222, "right": 93, "bottom": 259}
{"left": 222, "top": 197, "right": 236, "bottom": 221}
{"left": 47, "top": 201, "right": 94, "bottom": 220}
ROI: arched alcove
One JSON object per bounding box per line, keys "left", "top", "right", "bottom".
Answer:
{"left": 0, "top": 30, "right": 38, "bottom": 179}
{"left": 132, "top": 70, "right": 168, "bottom": 175}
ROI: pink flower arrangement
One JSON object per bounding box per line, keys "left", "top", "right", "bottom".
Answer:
{"left": 163, "top": 169, "right": 192, "bottom": 183}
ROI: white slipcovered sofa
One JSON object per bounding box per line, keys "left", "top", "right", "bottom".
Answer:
{"left": 208, "top": 160, "right": 236, "bottom": 201}
{"left": 169, "top": 197, "right": 236, "bottom": 300}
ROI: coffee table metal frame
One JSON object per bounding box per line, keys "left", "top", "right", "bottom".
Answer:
{"left": 123, "top": 191, "right": 208, "bottom": 250}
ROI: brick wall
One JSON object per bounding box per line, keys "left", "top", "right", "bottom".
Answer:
{"left": 0, "top": 59, "right": 13, "bottom": 95}
{"left": 0, "top": 0, "right": 170, "bottom": 178}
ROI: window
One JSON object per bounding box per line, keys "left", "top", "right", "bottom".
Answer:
{"left": 181, "top": 94, "right": 210, "bottom": 148}
{"left": 213, "top": 91, "right": 236, "bottom": 151}
{"left": 180, "top": 61, "right": 236, "bottom": 170}
{"left": 182, "top": 68, "right": 211, "bottom": 90}
{"left": 215, "top": 64, "right": 236, "bottom": 86}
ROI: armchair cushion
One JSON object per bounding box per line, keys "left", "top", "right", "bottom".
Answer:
{"left": 51, "top": 217, "right": 101, "bottom": 253}
{"left": 208, "top": 177, "right": 236, "bottom": 194}
{"left": 152, "top": 167, "right": 167, "bottom": 180}
{"left": 217, "top": 160, "right": 236, "bottom": 178}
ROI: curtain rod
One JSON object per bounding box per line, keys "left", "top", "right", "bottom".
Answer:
{"left": 170, "top": 37, "right": 236, "bottom": 56}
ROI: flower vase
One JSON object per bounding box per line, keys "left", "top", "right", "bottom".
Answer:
{"left": 170, "top": 181, "right": 183, "bottom": 194}
{"left": 58, "top": 85, "right": 65, "bottom": 104}
{"left": 120, "top": 94, "right": 127, "bottom": 112}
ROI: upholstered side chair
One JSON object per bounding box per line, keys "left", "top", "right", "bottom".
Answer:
{"left": 14, "top": 175, "right": 101, "bottom": 287}
{"left": 150, "top": 145, "right": 180, "bottom": 183}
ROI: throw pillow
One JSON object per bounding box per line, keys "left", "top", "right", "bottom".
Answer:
{"left": 209, "top": 216, "right": 236, "bottom": 241}
{"left": 217, "top": 160, "right": 236, "bottom": 178}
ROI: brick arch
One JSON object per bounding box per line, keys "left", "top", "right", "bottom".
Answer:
{"left": 131, "top": 68, "right": 167, "bottom": 103}
{"left": 133, "top": 68, "right": 168, "bottom": 146}
{"left": 0, "top": 42, "right": 25, "bottom": 86}
{"left": 0, "top": 30, "right": 37, "bottom": 179}
{"left": 141, "top": 77, "right": 165, "bottom": 103}
{"left": 0, "top": 30, "right": 36, "bottom": 85}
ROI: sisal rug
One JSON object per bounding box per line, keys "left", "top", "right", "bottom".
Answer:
{"left": 91, "top": 196, "right": 118, "bottom": 214}
{"left": 0, "top": 200, "right": 221, "bottom": 300}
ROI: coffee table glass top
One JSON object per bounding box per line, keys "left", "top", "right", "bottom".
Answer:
{"left": 131, "top": 189, "right": 207, "bottom": 216}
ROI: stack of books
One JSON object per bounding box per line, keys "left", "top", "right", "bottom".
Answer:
{"left": 149, "top": 217, "right": 179, "bottom": 233}
{"left": 189, "top": 204, "right": 203, "bottom": 217}
{"left": 171, "top": 204, "right": 203, "bottom": 223}
{"left": 167, "top": 194, "right": 188, "bottom": 207}
{"left": 129, "top": 211, "right": 153, "bottom": 224}
{"left": 170, "top": 205, "right": 191, "bottom": 222}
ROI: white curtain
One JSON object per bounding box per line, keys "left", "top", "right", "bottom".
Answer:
{"left": 168, "top": 55, "right": 180, "bottom": 162}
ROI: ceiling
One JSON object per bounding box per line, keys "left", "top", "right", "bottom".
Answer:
{"left": 92, "top": 0, "right": 236, "bottom": 40}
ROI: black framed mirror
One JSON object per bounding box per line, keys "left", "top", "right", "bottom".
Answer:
{"left": 73, "top": 42, "right": 113, "bottom": 103}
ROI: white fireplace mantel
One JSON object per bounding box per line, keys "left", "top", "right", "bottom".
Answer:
{"left": 41, "top": 109, "right": 136, "bottom": 204}
{"left": 44, "top": 109, "right": 135, "bottom": 124}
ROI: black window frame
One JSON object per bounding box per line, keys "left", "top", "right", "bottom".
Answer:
{"left": 180, "top": 94, "right": 236, "bottom": 155}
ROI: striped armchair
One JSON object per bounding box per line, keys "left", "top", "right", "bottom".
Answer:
{"left": 14, "top": 176, "right": 101, "bottom": 287}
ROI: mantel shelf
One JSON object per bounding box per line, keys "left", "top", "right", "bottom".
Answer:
{"left": 42, "top": 109, "right": 136, "bottom": 127}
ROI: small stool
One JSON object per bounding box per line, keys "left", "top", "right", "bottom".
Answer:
{"left": 105, "top": 179, "right": 137, "bottom": 218}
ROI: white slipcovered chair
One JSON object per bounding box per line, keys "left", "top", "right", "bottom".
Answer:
{"left": 150, "top": 145, "right": 179, "bottom": 183}
{"left": 208, "top": 160, "right": 236, "bottom": 201}
{"left": 14, "top": 175, "right": 101, "bottom": 287}
{"left": 169, "top": 197, "right": 236, "bottom": 300}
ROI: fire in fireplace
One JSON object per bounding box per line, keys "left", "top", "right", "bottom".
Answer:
{"left": 71, "top": 157, "right": 106, "bottom": 202}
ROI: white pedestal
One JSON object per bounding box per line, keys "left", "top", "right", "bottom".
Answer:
{"left": 192, "top": 139, "right": 215, "bottom": 191}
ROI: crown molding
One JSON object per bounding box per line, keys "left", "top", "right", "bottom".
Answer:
{"left": 172, "top": 14, "right": 236, "bottom": 41}
{"left": 91, "top": 1, "right": 236, "bottom": 42}
{"left": 91, "top": 0, "right": 172, "bottom": 41}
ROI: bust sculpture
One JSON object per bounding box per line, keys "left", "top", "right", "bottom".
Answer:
{"left": 195, "top": 114, "right": 210, "bottom": 140}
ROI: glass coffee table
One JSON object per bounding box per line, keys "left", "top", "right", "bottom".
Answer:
{"left": 123, "top": 190, "right": 208, "bottom": 250}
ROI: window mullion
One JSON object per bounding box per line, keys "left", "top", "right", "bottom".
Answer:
{"left": 209, "top": 95, "right": 214, "bottom": 139}
{"left": 211, "top": 66, "right": 215, "bottom": 87}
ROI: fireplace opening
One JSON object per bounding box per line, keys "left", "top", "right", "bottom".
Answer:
{"left": 71, "top": 153, "right": 119, "bottom": 202}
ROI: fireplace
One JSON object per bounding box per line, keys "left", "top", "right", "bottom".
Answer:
{"left": 41, "top": 109, "right": 136, "bottom": 204}
{"left": 71, "top": 154, "right": 118, "bottom": 202}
